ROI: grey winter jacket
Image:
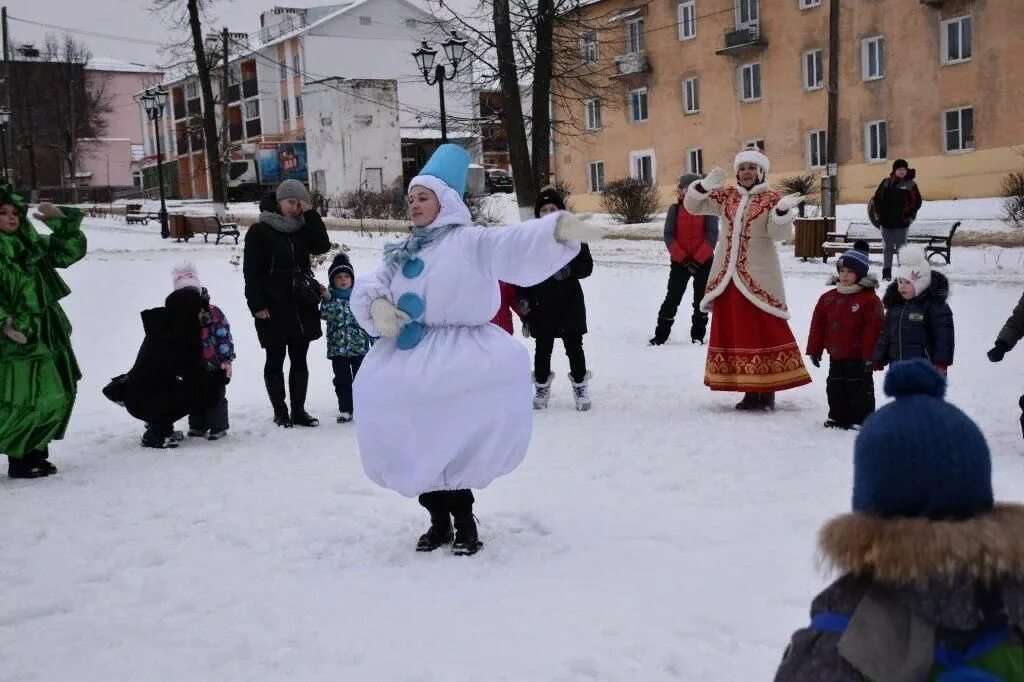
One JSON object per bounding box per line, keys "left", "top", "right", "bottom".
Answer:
{"left": 663, "top": 203, "right": 719, "bottom": 251}
{"left": 997, "top": 291, "right": 1024, "bottom": 350}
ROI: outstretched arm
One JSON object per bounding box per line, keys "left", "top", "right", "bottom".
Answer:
{"left": 457, "top": 213, "right": 582, "bottom": 287}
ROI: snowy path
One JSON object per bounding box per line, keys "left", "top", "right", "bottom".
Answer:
{"left": 3, "top": 221, "right": 1024, "bottom": 680}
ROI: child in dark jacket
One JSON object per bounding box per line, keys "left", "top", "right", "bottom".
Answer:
{"left": 321, "top": 253, "right": 373, "bottom": 423}
{"left": 172, "top": 263, "right": 236, "bottom": 440}
{"left": 807, "top": 247, "right": 884, "bottom": 429}
{"left": 775, "top": 360, "right": 1024, "bottom": 682}
{"left": 873, "top": 245, "right": 954, "bottom": 373}
{"left": 987, "top": 291, "right": 1024, "bottom": 438}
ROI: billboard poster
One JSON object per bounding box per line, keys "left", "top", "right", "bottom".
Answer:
{"left": 258, "top": 142, "right": 308, "bottom": 184}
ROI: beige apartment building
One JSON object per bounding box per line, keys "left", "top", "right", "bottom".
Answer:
{"left": 552, "top": 0, "right": 1024, "bottom": 212}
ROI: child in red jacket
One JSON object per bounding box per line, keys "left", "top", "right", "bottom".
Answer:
{"left": 807, "top": 246, "right": 884, "bottom": 429}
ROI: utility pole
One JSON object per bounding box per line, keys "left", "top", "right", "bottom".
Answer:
{"left": 221, "top": 26, "right": 230, "bottom": 209}
{"left": 824, "top": 0, "right": 840, "bottom": 218}
{"left": 69, "top": 78, "right": 78, "bottom": 204}
{"left": 2, "top": 6, "right": 11, "bottom": 189}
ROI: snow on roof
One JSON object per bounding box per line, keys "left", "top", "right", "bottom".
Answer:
{"left": 87, "top": 57, "right": 163, "bottom": 74}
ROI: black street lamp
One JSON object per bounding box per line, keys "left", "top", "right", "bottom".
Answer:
{"left": 0, "top": 107, "right": 11, "bottom": 183}
{"left": 140, "top": 86, "right": 170, "bottom": 239}
{"left": 412, "top": 31, "right": 467, "bottom": 144}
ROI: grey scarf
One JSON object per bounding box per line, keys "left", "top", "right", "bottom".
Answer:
{"left": 383, "top": 224, "right": 460, "bottom": 268}
{"left": 260, "top": 210, "right": 304, "bottom": 234}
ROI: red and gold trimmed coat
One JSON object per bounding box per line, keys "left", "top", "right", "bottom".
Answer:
{"left": 684, "top": 181, "right": 796, "bottom": 320}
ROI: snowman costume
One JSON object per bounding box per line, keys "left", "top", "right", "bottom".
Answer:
{"left": 351, "top": 146, "right": 584, "bottom": 500}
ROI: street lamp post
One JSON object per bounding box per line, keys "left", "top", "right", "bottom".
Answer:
{"left": 0, "top": 107, "right": 11, "bottom": 183}
{"left": 412, "top": 32, "right": 467, "bottom": 144}
{"left": 141, "top": 86, "right": 170, "bottom": 239}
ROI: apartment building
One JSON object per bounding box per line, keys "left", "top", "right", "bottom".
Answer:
{"left": 552, "top": 0, "right": 1024, "bottom": 211}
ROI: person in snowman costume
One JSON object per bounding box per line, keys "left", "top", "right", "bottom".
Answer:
{"left": 351, "top": 144, "right": 602, "bottom": 556}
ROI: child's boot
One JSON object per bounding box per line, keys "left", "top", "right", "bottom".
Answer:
{"left": 570, "top": 371, "right": 593, "bottom": 412}
{"left": 532, "top": 373, "right": 553, "bottom": 410}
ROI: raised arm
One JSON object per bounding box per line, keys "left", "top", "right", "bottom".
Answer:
{"left": 40, "top": 205, "right": 87, "bottom": 269}
{"left": 455, "top": 213, "right": 582, "bottom": 287}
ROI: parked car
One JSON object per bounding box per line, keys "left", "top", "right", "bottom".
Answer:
{"left": 485, "top": 169, "right": 515, "bottom": 194}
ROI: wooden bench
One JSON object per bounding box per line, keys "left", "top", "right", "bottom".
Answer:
{"left": 184, "top": 215, "right": 240, "bottom": 245}
{"left": 125, "top": 212, "right": 160, "bottom": 225}
{"left": 822, "top": 220, "right": 960, "bottom": 264}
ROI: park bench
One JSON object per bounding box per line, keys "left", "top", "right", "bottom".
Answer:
{"left": 822, "top": 220, "right": 960, "bottom": 264}
{"left": 184, "top": 215, "right": 240, "bottom": 245}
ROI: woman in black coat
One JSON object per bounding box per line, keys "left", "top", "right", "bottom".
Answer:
{"left": 123, "top": 288, "right": 224, "bottom": 448}
{"left": 243, "top": 180, "right": 331, "bottom": 427}
{"left": 518, "top": 187, "right": 594, "bottom": 412}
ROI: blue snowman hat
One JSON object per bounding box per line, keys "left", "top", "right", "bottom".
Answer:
{"left": 414, "top": 144, "right": 470, "bottom": 196}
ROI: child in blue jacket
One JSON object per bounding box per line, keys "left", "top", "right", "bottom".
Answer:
{"left": 321, "top": 253, "right": 373, "bottom": 423}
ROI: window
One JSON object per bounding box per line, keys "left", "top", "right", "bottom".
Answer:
{"left": 807, "top": 130, "right": 827, "bottom": 169}
{"left": 861, "top": 36, "right": 885, "bottom": 80}
{"left": 941, "top": 16, "right": 972, "bottom": 65}
{"left": 683, "top": 77, "right": 699, "bottom": 114}
{"left": 588, "top": 161, "right": 606, "bottom": 193}
{"left": 630, "top": 150, "right": 655, "bottom": 185}
{"left": 229, "top": 64, "right": 240, "bottom": 84}
{"left": 280, "top": 60, "right": 288, "bottom": 80}
{"left": 736, "top": 0, "right": 758, "bottom": 29}
{"left": 626, "top": 18, "right": 644, "bottom": 54}
{"left": 677, "top": 1, "right": 696, "bottom": 41}
{"left": 943, "top": 106, "right": 974, "bottom": 153}
{"left": 865, "top": 120, "right": 888, "bottom": 162}
{"left": 185, "top": 81, "right": 198, "bottom": 99}
{"left": 581, "top": 30, "right": 598, "bottom": 62}
{"left": 686, "top": 147, "right": 703, "bottom": 175}
{"left": 799, "top": 0, "right": 820, "bottom": 7}
{"left": 629, "top": 88, "right": 648, "bottom": 122}
{"left": 293, "top": 51, "right": 301, "bottom": 74}
{"left": 363, "top": 167, "right": 383, "bottom": 192}
{"left": 295, "top": 94, "right": 303, "bottom": 118}
{"left": 743, "top": 138, "right": 766, "bottom": 151}
{"left": 803, "top": 49, "right": 824, "bottom": 91}
{"left": 584, "top": 98, "right": 602, "bottom": 130}
{"left": 739, "top": 62, "right": 761, "bottom": 102}
{"left": 244, "top": 99, "right": 260, "bottom": 119}
{"left": 359, "top": 16, "right": 372, "bottom": 25}
{"left": 281, "top": 98, "right": 290, "bottom": 121}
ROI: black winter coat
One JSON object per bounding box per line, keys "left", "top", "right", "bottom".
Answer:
{"left": 243, "top": 206, "right": 331, "bottom": 348}
{"left": 871, "top": 171, "right": 923, "bottom": 230}
{"left": 123, "top": 307, "right": 223, "bottom": 424}
{"left": 873, "top": 271, "right": 954, "bottom": 366}
{"left": 516, "top": 245, "right": 593, "bottom": 338}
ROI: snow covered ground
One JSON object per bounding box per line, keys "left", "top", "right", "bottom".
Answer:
{"left": 4, "top": 218, "right": 1024, "bottom": 680}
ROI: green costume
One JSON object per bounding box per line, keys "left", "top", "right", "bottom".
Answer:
{"left": 0, "top": 186, "right": 86, "bottom": 458}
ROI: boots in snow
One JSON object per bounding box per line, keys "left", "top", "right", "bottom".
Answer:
{"left": 649, "top": 317, "right": 673, "bottom": 346}
{"left": 533, "top": 373, "right": 553, "bottom": 410}
{"left": 571, "top": 371, "right": 593, "bottom": 412}
{"left": 207, "top": 430, "right": 228, "bottom": 441}
{"left": 141, "top": 430, "right": 179, "bottom": 449}
{"left": 289, "top": 371, "right": 319, "bottom": 427}
{"left": 188, "top": 428, "right": 208, "bottom": 438}
{"left": 882, "top": 267, "right": 892, "bottom": 281}
{"left": 735, "top": 393, "right": 760, "bottom": 410}
{"left": 451, "top": 512, "right": 483, "bottom": 556}
{"left": 266, "top": 373, "right": 292, "bottom": 427}
{"left": 690, "top": 312, "right": 709, "bottom": 345}
{"left": 7, "top": 449, "right": 56, "bottom": 479}
{"left": 337, "top": 412, "right": 353, "bottom": 424}
{"left": 416, "top": 507, "right": 454, "bottom": 552}
{"left": 762, "top": 392, "right": 776, "bottom": 412}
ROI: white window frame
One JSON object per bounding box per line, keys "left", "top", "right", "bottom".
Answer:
{"left": 629, "top": 88, "right": 648, "bottom": 123}
{"left": 864, "top": 120, "right": 888, "bottom": 163}
{"left": 282, "top": 97, "right": 290, "bottom": 121}
{"left": 683, "top": 77, "right": 699, "bottom": 114}
{"left": 244, "top": 99, "right": 260, "bottom": 120}
{"left": 743, "top": 138, "right": 766, "bottom": 151}
{"left": 629, "top": 149, "right": 656, "bottom": 185}
{"left": 807, "top": 129, "right": 827, "bottom": 169}
{"left": 588, "top": 161, "right": 606, "bottom": 193}
{"left": 803, "top": 49, "right": 824, "bottom": 91}
{"left": 799, "top": 0, "right": 821, "bottom": 8}
{"left": 686, "top": 147, "right": 703, "bottom": 175}
{"left": 581, "top": 30, "right": 598, "bottom": 62}
{"left": 941, "top": 15, "right": 972, "bottom": 65}
{"left": 739, "top": 62, "right": 762, "bottom": 102}
{"left": 736, "top": 0, "right": 759, "bottom": 30}
{"left": 185, "top": 80, "right": 198, "bottom": 99}
{"left": 626, "top": 18, "right": 644, "bottom": 54}
{"left": 861, "top": 36, "right": 885, "bottom": 81}
{"left": 677, "top": 1, "right": 696, "bottom": 41}
{"left": 584, "top": 98, "right": 602, "bottom": 131}
{"left": 943, "top": 106, "right": 975, "bottom": 154}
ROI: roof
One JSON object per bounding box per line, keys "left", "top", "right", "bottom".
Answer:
{"left": 87, "top": 57, "right": 163, "bottom": 74}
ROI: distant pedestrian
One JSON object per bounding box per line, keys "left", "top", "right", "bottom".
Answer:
{"left": 869, "top": 159, "right": 922, "bottom": 281}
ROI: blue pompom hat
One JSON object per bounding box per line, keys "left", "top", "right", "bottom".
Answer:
{"left": 853, "top": 359, "right": 993, "bottom": 521}
{"left": 837, "top": 248, "right": 870, "bottom": 280}
{"left": 412, "top": 143, "right": 470, "bottom": 196}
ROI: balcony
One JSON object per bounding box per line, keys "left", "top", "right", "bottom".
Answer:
{"left": 716, "top": 25, "right": 767, "bottom": 56}
{"left": 613, "top": 51, "right": 650, "bottom": 77}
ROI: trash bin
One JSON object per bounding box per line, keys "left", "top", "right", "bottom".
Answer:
{"left": 793, "top": 218, "right": 831, "bottom": 262}
{"left": 168, "top": 213, "right": 189, "bottom": 241}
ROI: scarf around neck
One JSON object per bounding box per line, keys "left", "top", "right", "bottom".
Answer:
{"left": 383, "top": 224, "right": 460, "bottom": 268}
{"left": 330, "top": 287, "right": 352, "bottom": 300}
{"left": 260, "top": 210, "right": 304, "bottom": 234}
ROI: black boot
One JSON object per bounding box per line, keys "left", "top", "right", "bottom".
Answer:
{"left": 762, "top": 392, "right": 776, "bottom": 412}
{"left": 735, "top": 393, "right": 760, "bottom": 410}
{"left": 7, "top": 449, "right": 55, "bottom": 479}
{"left": 649, "top": 317, "right": 673, "bottom": 346}
{"left": 882, "top": 267, "right": 892, "bottom": 281}
{"left": 416, "top": 492, "right": 453, "bottom": 552}
{"left": 141, "top": 424, "right": 178, "bottom": 449}
{"left": 448, "top": 489, "right": 483, "bottom": 556}
{"left": 690, "top": 312, "right": 709, "bottom": 344}
{"left": 265, "top": 372, "right": 292, "bottom": 427}
{"left": 289, "top": 371, "right": 319, "bottom": 427}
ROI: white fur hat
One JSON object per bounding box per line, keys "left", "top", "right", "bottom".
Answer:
{"left": 172, "top": 261, "right": 202, "bottom": 292}
{"left": 895, "top": 245, "right": 932, "bottom": 295}
{"left": 733, "top": 146, "right": 771, "bottom": 175}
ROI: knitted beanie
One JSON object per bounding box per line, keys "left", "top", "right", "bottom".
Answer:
{"left": 678, "top": 173, "right": 702, "bottom": 190}
{"left": 172, "top": 261, "right": 201, "bottom": 291}
{"left": 853, "top": 360, "right": 993, "bottom": 520}
{"left": 534, "top": 186, "right": 566, "bottom": 218}
{"left": 329, "top": 252, "right": 355, "bottom": 281}
{"left": 276, "top": 179, "right": 310, "bottom": 204}
{"left": 892, "top": 159, "right": 909, "bottom": 173}
{"left": 895, "top": 244, "right": 932, "bottom": 296}
{"left": 837, "top": 249, "right": 870, "bottom": 280}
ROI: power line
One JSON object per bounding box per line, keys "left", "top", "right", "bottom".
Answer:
{"left": 7, "top": 15, "right": 166, "bottom": 48}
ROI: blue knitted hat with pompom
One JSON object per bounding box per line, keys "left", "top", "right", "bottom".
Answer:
{"left": 853, "top": 359, "right": 993, "bottom": 520}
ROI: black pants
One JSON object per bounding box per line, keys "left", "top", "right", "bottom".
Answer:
{"left": 656, "top": 260, "right": 711, "bottom": 328}
{"left": 331, "top": 355, "right": 364, "bottom": 414}
{"left": 188, "top": 385, "right": 229, "bottom": 433}
{"left": 534, "top": 334, "right": 587, "bottom": 384}
{"left": 826, "top": 359, "right": 876, "bottom": 426}
{"left": 418, "top": 489, "right": 475, "bottom": 516}
{"left": 264, "top": 338, "right": 310, "bottom": 410}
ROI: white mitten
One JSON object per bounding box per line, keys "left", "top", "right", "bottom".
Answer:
{"left": 554, "top": 212, "right": 605, "bottom": 243}
{"left": 370, "top": 297, "right": 411, "bottom": 338}
{"left": 775, "top": 193, "right": 806, "bottom": 214}
{"left": 3, "top": 317, "right": 27, "bottom": 345}
{"left": 701, "top": 167, "right": 728, "bottom": 191}
{"left": 32, "top": 202, "right": 65, "bottom": 222}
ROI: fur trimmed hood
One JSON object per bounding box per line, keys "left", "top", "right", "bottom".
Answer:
{"left": 882, "top": 270, "right": 949, "bottom": 307}
{"left": 819, "top": 504, "right": 1024, "bottom": 586}
{"left": 827, "top": 274, "right": 879, "bottom": 290}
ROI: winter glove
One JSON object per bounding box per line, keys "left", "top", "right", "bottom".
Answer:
{"left": 554, "top": 212, "right": 605, "bottom": 243}
{"left": 3, "top": 317, "right": 26, "bottom": 345}
{"left": 809, "top": 355, "right": 821, "bottom": 368}
{"left": 988, "top": 340, "right": 1009, "bottom": 363}
{"left": 775, "top": 193, "right": 806, "bottom": 215}
{"left": 370, "top": 297, "right": 411, "bottom": 338}
{"left": 32, "top": 202, "right": 65, "bottom": 222}
{"left": 700, "top": 167, "right": 728, "bottom": 192}
{"left": 522, "top": 323, "right": 531, "bottom": 339}
{"left": 221, "top": 362, "right": 233, "bottom": 380}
